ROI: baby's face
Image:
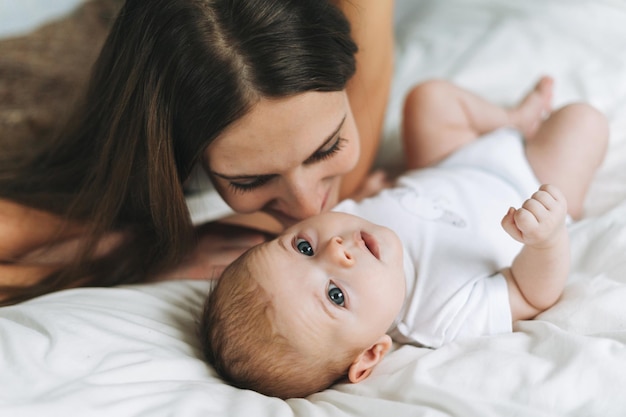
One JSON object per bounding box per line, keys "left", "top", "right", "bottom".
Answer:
{"left": 250, "top": 212, "right": 406, "bottom": 358}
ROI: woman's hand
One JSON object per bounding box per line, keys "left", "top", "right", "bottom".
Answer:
{"left": 154, "top": 222, "right": 272, "bottom": 281}
{"left": 350, "top": 169, "right": 393, "bottom": 201}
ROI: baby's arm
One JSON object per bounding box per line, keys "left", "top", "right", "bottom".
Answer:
{"left": 500, "top": 184, "right": 569, "bottom": 321}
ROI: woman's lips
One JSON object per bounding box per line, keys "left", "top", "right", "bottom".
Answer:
{"left": 266, "top": 186, "right": 334, "bottom": 227}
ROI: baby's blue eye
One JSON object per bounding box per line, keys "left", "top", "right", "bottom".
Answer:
{"left": 327, "top": 283, "right": 345, "bottom": 307}
{"left": 296, "top": 238, "right": 314, "bottom": 256}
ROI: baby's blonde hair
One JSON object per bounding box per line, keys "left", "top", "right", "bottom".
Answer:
{"left": 199, "top": 246, "right": 358, "bottom": 399}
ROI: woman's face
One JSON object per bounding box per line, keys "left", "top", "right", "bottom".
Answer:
{"left": 205, "top": 91, "right": 360, "bottom": 228}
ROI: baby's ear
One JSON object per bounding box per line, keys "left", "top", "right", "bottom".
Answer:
{"left": 347, "top": 334, "right": 393, "bottom": 383}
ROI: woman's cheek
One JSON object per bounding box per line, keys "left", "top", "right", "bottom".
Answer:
{"left": 341, "top": 138, "right": 360, "bottom": 173}
{"left": 230, "top": 192, "right": 269, "bottom": 214}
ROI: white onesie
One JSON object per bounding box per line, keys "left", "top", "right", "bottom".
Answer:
{"left": 334, "top": 128, "right": 540, "bottom": 348}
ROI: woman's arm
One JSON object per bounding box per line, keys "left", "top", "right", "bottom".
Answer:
{"left": 0, "top": 199, "right": 106, "bottom": 289}
{"left": 335, "top": 0, "right": 395, "bottom": 199}
{"left": 0, "top": 200, "right": 72, "bottom": 291}
{"left": 0, "top": 200, "right": 80, "bottom": 262}
{"left": 152, "top": 221, "right": 270, "bottom": 281}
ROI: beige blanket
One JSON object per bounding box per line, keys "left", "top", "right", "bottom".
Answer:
{"left": 0, "top": 0, "right": 120, "bottom": 149}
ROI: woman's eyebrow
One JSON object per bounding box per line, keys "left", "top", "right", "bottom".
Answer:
{"left": 211, "top": 114, "right": 347, "bottom": 179}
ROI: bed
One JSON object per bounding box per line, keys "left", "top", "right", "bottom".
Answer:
{"left": 2, "top": 0, "right": 626, "bottom": 416}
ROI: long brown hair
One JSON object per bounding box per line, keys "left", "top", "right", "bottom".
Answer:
{"left": 0, "top": 0, "right": 357, "bottom": 304}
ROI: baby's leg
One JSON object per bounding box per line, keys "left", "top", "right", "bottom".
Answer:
{"left": 402, "top": 78, "right": 552, "bottom": 170}
{"left": 524, "top": 103, "right": 608, "bottom": 219}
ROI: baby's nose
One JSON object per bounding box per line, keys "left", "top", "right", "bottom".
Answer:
{"left": 326, "top": 236, "right": 355, "bottom": 267}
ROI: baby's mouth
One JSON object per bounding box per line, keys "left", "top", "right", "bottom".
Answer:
{"left": 360, "top": 231, "right": 380, "bottom": 260}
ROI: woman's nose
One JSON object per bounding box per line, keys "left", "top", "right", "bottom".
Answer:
{"left": 281, "top": 173, "right": 324, "bottom": 219}
{"left": 290, "top": 190, "right": 322, "bottom": 219}
{"left": 325, "top": 236, "right": 355, "bottom": 267}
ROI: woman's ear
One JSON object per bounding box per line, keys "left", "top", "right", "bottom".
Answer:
{"left": 347, "top": 334, "right": 393, "bottom": 383}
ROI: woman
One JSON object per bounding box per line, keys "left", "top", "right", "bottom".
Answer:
{"left": 0, "top": 0, "right": 394, "bottom": 305}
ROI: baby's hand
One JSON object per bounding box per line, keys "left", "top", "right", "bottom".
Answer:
{"left": 501, "top": 184, "right": 568, "bottom": 248}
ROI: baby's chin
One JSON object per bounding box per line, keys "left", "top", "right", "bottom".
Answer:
{"left": 390, "top": 255, "right": 409, "bottom": 315}
{"left": 394, "top": 286, "right": 408, "bottom": 315}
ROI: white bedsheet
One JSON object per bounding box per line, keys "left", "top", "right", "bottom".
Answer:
{"left": 2, "top": 0, "right": 626, "bottom": 416}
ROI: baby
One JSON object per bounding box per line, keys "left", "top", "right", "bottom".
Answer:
{"left": 199, "top": 77, "right": 608, "bottom": 399}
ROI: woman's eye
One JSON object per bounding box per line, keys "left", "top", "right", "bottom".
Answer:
{"left": 228, "top": 176, "right": 272, "bottom": 193}
{"left": 327, "top": 283, "right": 345, "bottom": 307}
{"left": 306, "top": 137, "right": 346, "bottom": 164}
{"left": 295, "top": 238, "right": 314, "bottom": 256}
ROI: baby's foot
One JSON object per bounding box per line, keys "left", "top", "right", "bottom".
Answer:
{"left": 508, "top": 76, "right": 554, "bottom": 140}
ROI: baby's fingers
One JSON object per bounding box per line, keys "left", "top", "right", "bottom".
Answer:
{"left": 524, "top": 185, "right": 567, "bottom": 224}
{"left": 517, "top": 184, "right": 568, "bottom": 243}
{"left": 512, "top": 204, "right": 541, "bottom": 234}
{"left": 530, "top": 185, "right": 565, "bottom": 213}
{"left": 501, "top": 207, "right": 524, "bottom": 242}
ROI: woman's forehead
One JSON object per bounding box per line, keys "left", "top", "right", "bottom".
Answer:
{"left": 206, "top": 91, "right": 348, "bottom": 173}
